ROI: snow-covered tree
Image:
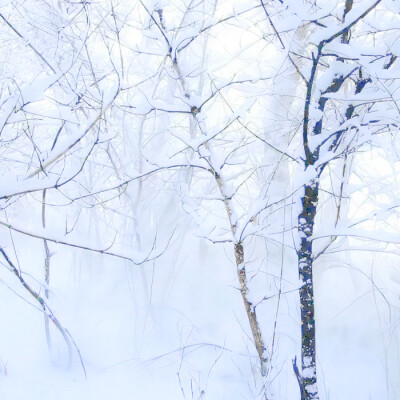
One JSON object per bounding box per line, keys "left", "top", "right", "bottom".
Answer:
{"left": 1, "top": 1, "right": 400, "bottom": 399}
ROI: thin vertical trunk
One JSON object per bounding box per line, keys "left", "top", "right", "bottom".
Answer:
{"left": 295, "top": 57, "right": 322, "bottom": 400}
{"left": 295, "top": 4, "right": 356, "bottom": 395}
{"left": 42, "top": 189, "right": 51, "bottom": 349}
{"left": 297, "top": 181, "right": 319, "bottom": 399}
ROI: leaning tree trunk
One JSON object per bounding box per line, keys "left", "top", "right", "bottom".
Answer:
{"left": 234, "top": 241, "right": 268, "bottom": 375}
{"left": 212, "top": 167, "right": 268, "bottom": 376}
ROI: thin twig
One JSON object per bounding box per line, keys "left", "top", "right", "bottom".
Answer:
{"left": 0, "top": 13, "right": 56, "bottom": 74}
